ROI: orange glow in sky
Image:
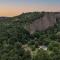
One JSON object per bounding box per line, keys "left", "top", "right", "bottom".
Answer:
{"left": 0, "top": 3, "right": 60, "bottom": 16}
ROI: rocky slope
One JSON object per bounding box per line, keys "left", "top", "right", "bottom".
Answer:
{"left": 25, "top": 12, "right": 60, "bottom": 34}
{"left": 0, "top": 12, "right": 60, "bottom": 34}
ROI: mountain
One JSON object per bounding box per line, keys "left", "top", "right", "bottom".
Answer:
{"left": 0, "top": 12, "right": 60, "bottom": 34}
{"left": 15, "top": 12, "right": 60, "bottom": 34}
{"left": 26, "top": 12, "right": 60, "bottom": 34}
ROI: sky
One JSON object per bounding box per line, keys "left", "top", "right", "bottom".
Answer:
{"left": 0, "top": 0, "right": 60, "bottom": 16}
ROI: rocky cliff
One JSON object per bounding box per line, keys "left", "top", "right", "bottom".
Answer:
{"left": 25, "top": 12, "right": 60, "bottom": 34}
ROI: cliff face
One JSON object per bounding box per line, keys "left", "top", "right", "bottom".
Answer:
{"left": 25, "top": 12, "right": 60, "bottom": 34}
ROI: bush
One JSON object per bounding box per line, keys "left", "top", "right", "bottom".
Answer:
{"left": 48, "top": 41, "right": 60, "bottom": 52}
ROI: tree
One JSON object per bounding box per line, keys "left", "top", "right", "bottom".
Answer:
{"left": 22, "top": 50, "right": 32, "bottom": 60}
{"left": 48, "top": 41, "right": 60, "bottom": 52}
{"left": 33, "top": 49, "right": 50, "bottom": 60}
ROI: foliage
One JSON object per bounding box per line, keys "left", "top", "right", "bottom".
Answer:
{"left": 0, "top": 12, "right": 60, "bottom": 60}
{"left": 33, "top": 49, "right": 50, "bottom": 60}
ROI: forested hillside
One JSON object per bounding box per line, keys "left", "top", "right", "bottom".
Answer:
{"left": 0, "top": 12, "right": 60, "bottom": 60}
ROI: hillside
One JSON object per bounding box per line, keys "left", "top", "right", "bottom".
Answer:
{"left": 13, "top": 12, "right": 60, "bottom": 34}
{"left": 0, "top": 12, "right": 60, "bottom": 60}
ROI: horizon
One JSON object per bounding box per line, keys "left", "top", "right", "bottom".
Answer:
{"left": 0, "top": 0, "right": 60, "bottom": 16}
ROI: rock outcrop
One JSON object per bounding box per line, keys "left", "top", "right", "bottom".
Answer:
{"left": 25, "top": 12, "right": 60, "bottom": 34}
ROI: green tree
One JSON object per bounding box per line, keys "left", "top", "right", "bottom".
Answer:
{"left": 34, "top": 49, "right": 50, "bottom": 60}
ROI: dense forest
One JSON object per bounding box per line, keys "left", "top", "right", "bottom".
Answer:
{"left": 0, "top": 12, "right": 60, "bottom": 60}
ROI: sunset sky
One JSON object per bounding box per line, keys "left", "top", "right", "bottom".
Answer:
{"left": 0, "top": 0, "right": 60, "bottom": 16}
